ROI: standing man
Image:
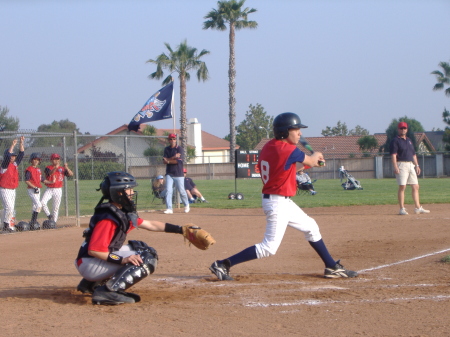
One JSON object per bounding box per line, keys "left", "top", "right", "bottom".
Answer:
{"left": 390, "top": 121, "right": 430, "bottom": 215}
{"left": 209, "top": 112, "right": 358, "bottom": 280}
{"left": 162, "top": 134, "right": 189, "bottom": 214}
{"left": 0, "top": 136, "right": 25, "bottom": 232}
{"left": 41, "top": 153, "right": 74, "bottom": 223}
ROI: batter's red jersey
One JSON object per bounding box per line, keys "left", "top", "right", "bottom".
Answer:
{"left": 45, "top": 165, "right": 69, "bottom": 188}
{"left": 258, "top": 139, "right": 305, "bottom": 197}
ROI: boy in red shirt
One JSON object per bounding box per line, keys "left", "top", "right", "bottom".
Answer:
{"left": 209, "top": 112, "right": 358, "bottom": 280}
{"left": 0, "top": 136, "right": 24, "bottom": 232}
{"left": 25, "top": 153, "right": 54, "bottom": 229}
{"left": 41, "top": 153, "right": 73, "bottom": 223}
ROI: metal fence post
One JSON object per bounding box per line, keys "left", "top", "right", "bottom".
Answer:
{"left": 73, "top": 131, "right": 80, "bottom": 227}
{"left": 124, "top": 135, "right": 128, "bottom": 173}
{"left": 63, "top": 136, "right": 68, "bottom": 217}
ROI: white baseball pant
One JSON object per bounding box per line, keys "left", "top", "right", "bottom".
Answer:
{"left": 27, "top": 188, "right": 42, "bottom": 212}
{"left": 0, "top": 188, "right": 16, "bottom": 225}
{"left": 41, "top": 187, "right": 62, "bottom": 222}
{"left": 255, "top": 194, "right": 322, "bottom": 259}
{"left": 75, "top": 244, "right": 137, "bottom": 282}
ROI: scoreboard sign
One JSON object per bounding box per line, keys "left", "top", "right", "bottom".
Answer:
{"left": 235, "top": 150, "right": 260, "bottom": 178}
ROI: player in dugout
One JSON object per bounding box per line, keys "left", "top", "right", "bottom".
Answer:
{"left": 183, "top": 168, "right": 208, "bottom": 203}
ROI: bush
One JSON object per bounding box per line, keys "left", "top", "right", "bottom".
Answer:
{"left": 78, "top": 161, "right": 126, "bottom": 180}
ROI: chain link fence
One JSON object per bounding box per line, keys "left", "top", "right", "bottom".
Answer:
{"left": 1, "top": 130, "right": 449, "bottom": 230}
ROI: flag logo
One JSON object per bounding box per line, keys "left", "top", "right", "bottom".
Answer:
{"left": 128, "top": 81, "right": 174, "bottom": 132}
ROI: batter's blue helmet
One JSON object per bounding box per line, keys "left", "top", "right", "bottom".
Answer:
{"left": 273, "top": 112, "right": 308, "bottom": 140}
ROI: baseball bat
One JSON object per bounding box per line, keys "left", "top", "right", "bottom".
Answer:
{"left": 299, "top": 136, "right": 325, "bottom": 167}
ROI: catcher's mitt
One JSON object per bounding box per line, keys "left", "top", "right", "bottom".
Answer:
{"left": 182, "top": 224, "right": 216, "bottom": 250}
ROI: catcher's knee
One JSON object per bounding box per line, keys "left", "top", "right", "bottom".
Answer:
{"left": 106, "top": 243, "right": 158, "bottom": 292}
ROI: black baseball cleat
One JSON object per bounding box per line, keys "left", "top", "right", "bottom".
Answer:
{"left": 209, "top": 260, "right": 234, "bottom": 281}
{"left": 92, "top": 285, "right": 136, "bottom": 305}
{"left": 77, "top": 278, "right": 98, "bottom": 294}
{"left": 118, "top": 290, "right": 141, "bottom": 303}
{"left": 324, "top": 260, "right": 358, "bottom": 278}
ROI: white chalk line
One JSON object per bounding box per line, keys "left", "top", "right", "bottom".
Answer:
{"left": 244, "top": 294, "right": 450, "bottom": 308}
{"left": 358, "top": 247, "right": 450, "bottom": 273}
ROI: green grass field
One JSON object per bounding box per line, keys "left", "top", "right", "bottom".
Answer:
{"left": 11, "top": 177, "right": 450, "bottom": 222}
{"left": 182, "top": 177, "right": 450, "bottom": 209}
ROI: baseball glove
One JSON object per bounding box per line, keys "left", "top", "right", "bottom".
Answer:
{"left": 182, "top": 224, "right": 216, "bottom": 250}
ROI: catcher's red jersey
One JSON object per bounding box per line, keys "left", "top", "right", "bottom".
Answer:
{"left": 258, "top": 139, "right": 305, "bottom": 197}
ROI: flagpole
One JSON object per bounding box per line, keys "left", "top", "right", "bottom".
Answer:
{"left": 171, "top": 77, "right": 176, "bottom": 134}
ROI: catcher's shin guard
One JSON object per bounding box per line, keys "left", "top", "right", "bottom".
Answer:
{"left": 105, "top": 249, "right": 158, "bottom": 292}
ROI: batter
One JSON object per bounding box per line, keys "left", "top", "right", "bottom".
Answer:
{"left": 209, "top": 112, "right": 358, "bottom": 280}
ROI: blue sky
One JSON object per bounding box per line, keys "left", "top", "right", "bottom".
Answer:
{"left": 1, "top": 0, "right": 449, "bottom": 139}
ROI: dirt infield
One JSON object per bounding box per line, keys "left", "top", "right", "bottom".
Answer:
{"left": 1, "top": 204, "right": 449, "bottom": 336}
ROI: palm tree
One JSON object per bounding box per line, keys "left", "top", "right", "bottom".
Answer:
{"left": 147, "top": 40, "right": 209, "bottom": 162}
{"left": 431, "top": 61, "right": 450, "bottom": 97}
{"left": 203, "top": 0, "right": 257, "bottom": 163}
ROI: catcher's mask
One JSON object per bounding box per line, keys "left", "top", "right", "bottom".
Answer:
{"left": 273, "top": 112, "right": 308, "bottom": 140}
{"left": 97, "top": 171, "right": 138, "bottom": 212}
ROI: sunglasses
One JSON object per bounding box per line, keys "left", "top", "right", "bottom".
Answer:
{"left": 168, "top": 138, "right": 176, "bottom": 140}
{"left": 398, "top": 127, "right": 407, "bottom": 130}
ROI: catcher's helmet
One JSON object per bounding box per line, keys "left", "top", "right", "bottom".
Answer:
{"left": 273, "top": 112, "right": 308, "bottom": 140}
{"left": 99, "top": 171, "right": 138, "bottom": 212}
{"left": 29, "top": 152, "right": 41, "bottom": 163}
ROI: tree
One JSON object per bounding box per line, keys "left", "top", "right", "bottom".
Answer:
{"left": 431, "top": 61, "right": 450, "bottom": 151}
{"left": 381, "top": 116, "right": 425, "bottom": 153}
{"left": 203, "top": 0, "right": 258, "bottom": 162}
{"left": 147, "top": 40, "right": 209, "bottom": 163}
{"left": 0, "top": 106, "right": 20, "bottom": 131}
{"left": 441, "top": 108, "right": 450, "bottom": 151}
{"left": 235, "top": 103, "right": 273, "bottom": 150}
{"left": 32, "top": 119, "right": 81, "bottom": 147}
{"left": 321, "top": 121, "right": 349, "bottom": 136}
{"left": 357, "top": 135, "right": 378, "bottom": 156}
{"left": 431, "top": 60, "right": 450, "bottom": 97}
{"left": 349, "top": 125, "right": 370, "bottom": 136}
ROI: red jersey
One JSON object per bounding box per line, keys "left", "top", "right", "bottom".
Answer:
{"left": 258, "top": 139, "right": 305, "bottom": 197}
{"left": 88, "top": 218, "right": 144, "bottom": 253}
{"left": 45, "top": 165, "right": 69, "bottom": 188}
{"left": 0, "top": 163, "right": 19, "bottom": 189}
{"left": 25, "top": 166, "right": 42, "bottom": 188}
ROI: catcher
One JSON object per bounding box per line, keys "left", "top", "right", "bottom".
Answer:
{"left": 74, "top": 171, "right": 215, "bottom": 306}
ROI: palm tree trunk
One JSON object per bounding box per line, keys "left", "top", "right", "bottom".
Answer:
{"left": 179, "top": 74, "right": 188, "bottom": 163}
{"left": 228, "top": 23, "right": 236, "bottom": 163}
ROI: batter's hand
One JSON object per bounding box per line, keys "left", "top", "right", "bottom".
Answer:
{"left": 123, "top": 254, "right": 143, "bottom": 266}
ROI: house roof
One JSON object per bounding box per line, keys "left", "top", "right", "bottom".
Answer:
{"left": 254, "top": 133, "right": 435, "bottom": 158}
{"left": 77, "top": 124, "right": 235, "bottom": 153}
{"left": 424, "top": 131, "right": 445, "bottom": 151}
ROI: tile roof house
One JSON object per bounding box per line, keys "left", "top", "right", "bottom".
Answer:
{"left": 254, "top": 133, "right": 435, "bottom": 159}
{"left": 77, "top": 119, "right": 235, "bottom": 164}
